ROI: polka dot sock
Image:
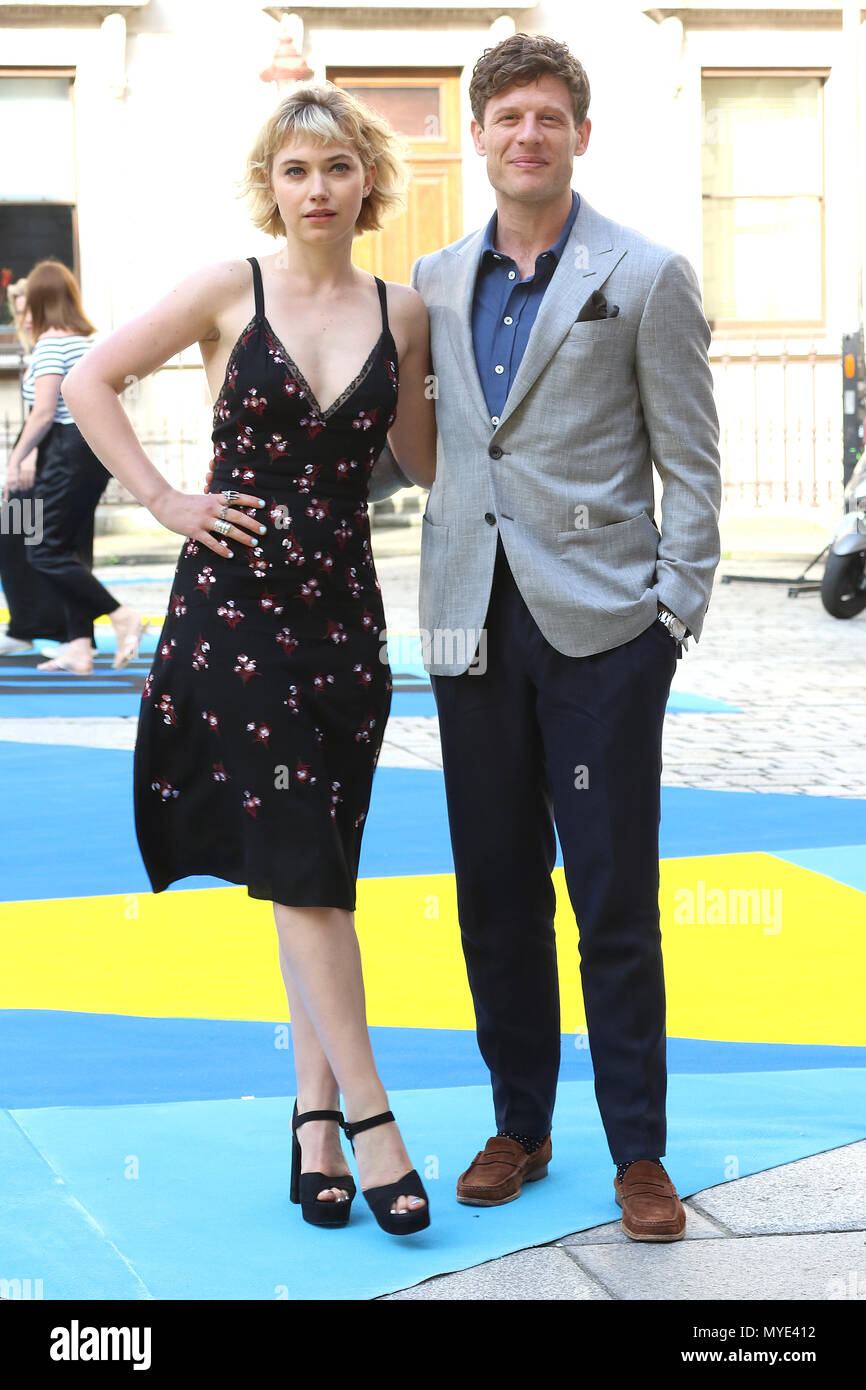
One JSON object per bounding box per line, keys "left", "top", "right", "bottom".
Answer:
{"left": 498, "top": 1130, "right": 547, "bottom": 1155}
{"left": 616, "top": 1158, "right": 665, "bottom": 1182}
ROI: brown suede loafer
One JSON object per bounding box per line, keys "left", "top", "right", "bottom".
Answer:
{"left": 614, "top": 1160, "right": 686, "bottom": 1241}
{"left": 456, "top": 1135, "right": 552, "bottom": 1206}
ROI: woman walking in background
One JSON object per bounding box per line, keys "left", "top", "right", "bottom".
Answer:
{"left": 0, "top": 277, "right": 70, "bottom": 655}
{"left": 4, "top": 259, "right": 148, "bottom": 674}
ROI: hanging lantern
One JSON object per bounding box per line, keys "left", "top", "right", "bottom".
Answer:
{"left": 260, "top": 13, "right": 313, "bottom": 89}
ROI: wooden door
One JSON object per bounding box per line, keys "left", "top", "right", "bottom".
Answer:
{"left": 328, "top": 69, "right": 463, "bottom": 284}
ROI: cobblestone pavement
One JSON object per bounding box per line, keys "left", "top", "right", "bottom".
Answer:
{"left": 379, "top": 551, "right": 866, "bottom": 798}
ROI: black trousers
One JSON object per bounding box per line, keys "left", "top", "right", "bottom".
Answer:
{"left": 1, "top": 489, "right": 68, "bottom": 643}
{"left": 430, "top": 536, "right": 678, "bottom": 1163}
{"left": 1, "top": 421, "right": 66, "bottom": 641}
{"left": 24, "top": 421, "right": 119, "bottom": 642}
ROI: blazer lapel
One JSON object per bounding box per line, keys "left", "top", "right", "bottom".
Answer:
{"left": 442, "top": 229, "right": 492, "bottom": 427}
{"left": 495, "top": 197, "right": 628, "bottom": 430}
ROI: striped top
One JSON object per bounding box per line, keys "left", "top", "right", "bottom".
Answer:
{"left": 21, "top": 333, "right": 95, "bottom": 425}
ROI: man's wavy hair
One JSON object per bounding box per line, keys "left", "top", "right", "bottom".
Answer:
{"left": 238, "top": 83, "right": 409, "bottom": 239}
{"left": 469, "top": 33, "right": 590, "bottom": 128}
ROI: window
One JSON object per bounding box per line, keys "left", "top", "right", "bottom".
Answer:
{"left": 338, "top": 85, "right": 443, "bottom": 140}
{"left": 701, "top": 72, "right": 825, "bottom": 329}
{"left": 0, "top": 72, "right": 76, "bottom": 332}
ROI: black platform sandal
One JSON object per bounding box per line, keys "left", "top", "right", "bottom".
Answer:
{"left": 290, "top": 1101, "right": 356, "bottom": 1228}
{"left": 341, "top": 1110, "right": 430, "bottom": 1235}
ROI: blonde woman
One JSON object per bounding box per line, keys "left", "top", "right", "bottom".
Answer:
{"left": 4, "top": 261, "right": 148, "bottom": 672}
{"left": 63, "top": 84, "right": 436, "bottom": 1235}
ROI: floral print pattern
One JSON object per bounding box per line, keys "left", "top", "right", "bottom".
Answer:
{"left": 133, "top": 258, "right": 396, "bottom": 908}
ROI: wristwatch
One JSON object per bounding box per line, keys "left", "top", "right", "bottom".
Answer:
{"left": 656, "top": 607, "right": 689, "bottom": 646}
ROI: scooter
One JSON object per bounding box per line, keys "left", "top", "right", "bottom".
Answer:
{"left": 821, "top": 449, "right": 866, "bottom": 618}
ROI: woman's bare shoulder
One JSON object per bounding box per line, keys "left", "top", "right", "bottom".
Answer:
{"left": 380, "top": 281, "right": 429, "bottom": 347}
{"left": 180, "top": 258, "right": 257, "bottom": 342}
{"left": 381, "top": 280, "right": 427, "bottom": 314}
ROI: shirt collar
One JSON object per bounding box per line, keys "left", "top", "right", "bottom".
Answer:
{"left": 480, "top": 189, "right": 580, "bottom": 268}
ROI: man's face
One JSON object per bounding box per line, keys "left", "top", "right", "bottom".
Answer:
{"left": 471, "top": 73, "right": 590, "bottom": 205}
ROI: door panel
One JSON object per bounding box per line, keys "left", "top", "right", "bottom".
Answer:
{"left": 329, "top": 69, "right": 463, "bottom": 284}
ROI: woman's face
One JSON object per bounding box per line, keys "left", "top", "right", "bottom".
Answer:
{"left": 269, "top": 135, "right": 375, "bottom": 247}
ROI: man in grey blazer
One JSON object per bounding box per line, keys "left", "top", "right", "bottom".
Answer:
{"left": 386, "top": 33, "right": 721, "bottom": 1240}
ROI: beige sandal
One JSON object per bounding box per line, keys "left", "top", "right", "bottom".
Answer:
{"left": 112, "top": 615, "right": 149, "bottom": 670}
{"left": 36, "top": 646, "right": 94, "bottom": 676}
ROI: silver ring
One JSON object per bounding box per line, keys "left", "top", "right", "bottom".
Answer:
{"left": 222, "top": 489, "right": 241, "bottom": 503}
{"left": 213, "top": 518, "right": 231, "bottom": 536}
{"left": 218, "top": 504, "right": 229, "bottom": 520}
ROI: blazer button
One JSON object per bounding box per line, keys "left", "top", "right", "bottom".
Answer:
{"left": 489, "top": 445, "right": 503, "bottom": 459}
{"left": 484, "top": 513, "right": 497, "bottom": 526}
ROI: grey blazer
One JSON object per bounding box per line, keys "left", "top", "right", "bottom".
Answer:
{"left": 403, "top": 193, "right": 722, "bottom": 677}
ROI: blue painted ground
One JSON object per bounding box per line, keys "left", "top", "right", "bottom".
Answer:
{"left": 1, "top": 1011, "right": 864, "bottom": 1110}
{"left": 1, "top": 631, "right": 862, "bottom": 1300}
{"left": 1, "top": 741, "right": 865, "bottom": 901}
{"left": 4, "top": 1072, "right": 864, "bottom": 1300}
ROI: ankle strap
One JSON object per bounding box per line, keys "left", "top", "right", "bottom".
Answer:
{"left": 293, "top": 1107, "right": 344, "bottom": 1131}
{"left": 341, "top": 1110, "right": 394, "bottom": 1141}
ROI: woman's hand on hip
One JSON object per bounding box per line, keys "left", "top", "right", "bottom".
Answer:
{"left": 150, "top": 487, "right": 268, "bottom": 559}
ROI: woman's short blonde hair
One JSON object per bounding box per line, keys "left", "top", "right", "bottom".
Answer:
{"left": 238, "top": 82, "right": 409, "bottom": 239}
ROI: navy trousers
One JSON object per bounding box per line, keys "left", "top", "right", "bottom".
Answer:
{"left": 430, "top": 536, "right": 678, "bottom": 1163}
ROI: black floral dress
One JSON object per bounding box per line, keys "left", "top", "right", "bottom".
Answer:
{"left": 133, "top": 257, "right": 396, "bottom": 908}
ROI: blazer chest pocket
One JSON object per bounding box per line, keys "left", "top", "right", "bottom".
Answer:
{"left": 559, "top": 316, "right": 629, "bottom": 353}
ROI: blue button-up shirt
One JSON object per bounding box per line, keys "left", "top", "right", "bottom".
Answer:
{"left": 472, "top": 189, "right": 580, "bottom": 423}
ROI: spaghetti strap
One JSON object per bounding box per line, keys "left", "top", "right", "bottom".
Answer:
{"left": 374, "top": 276, "right": 389, "bottom": 333}
{"left": 247, "top": 257, "right": 265, "bottom": 321}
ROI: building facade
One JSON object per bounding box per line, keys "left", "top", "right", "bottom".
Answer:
{"left": 1, "top": 0, "right": 864, "bottom": 520}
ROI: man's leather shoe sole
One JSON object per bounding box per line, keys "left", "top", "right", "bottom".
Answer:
{"left": 456, "top": 1135, "right": 552, "bottom": 1206}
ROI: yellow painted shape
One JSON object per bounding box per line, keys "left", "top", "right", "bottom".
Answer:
{"left": 0, "top": 854, "right": 863, "bottom": 1045}
{"left": 660, "top": 852, "right": 866, "bottom": 1045}
{"left": 1, "top": 887, "right": 286, "bottom": 1021}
